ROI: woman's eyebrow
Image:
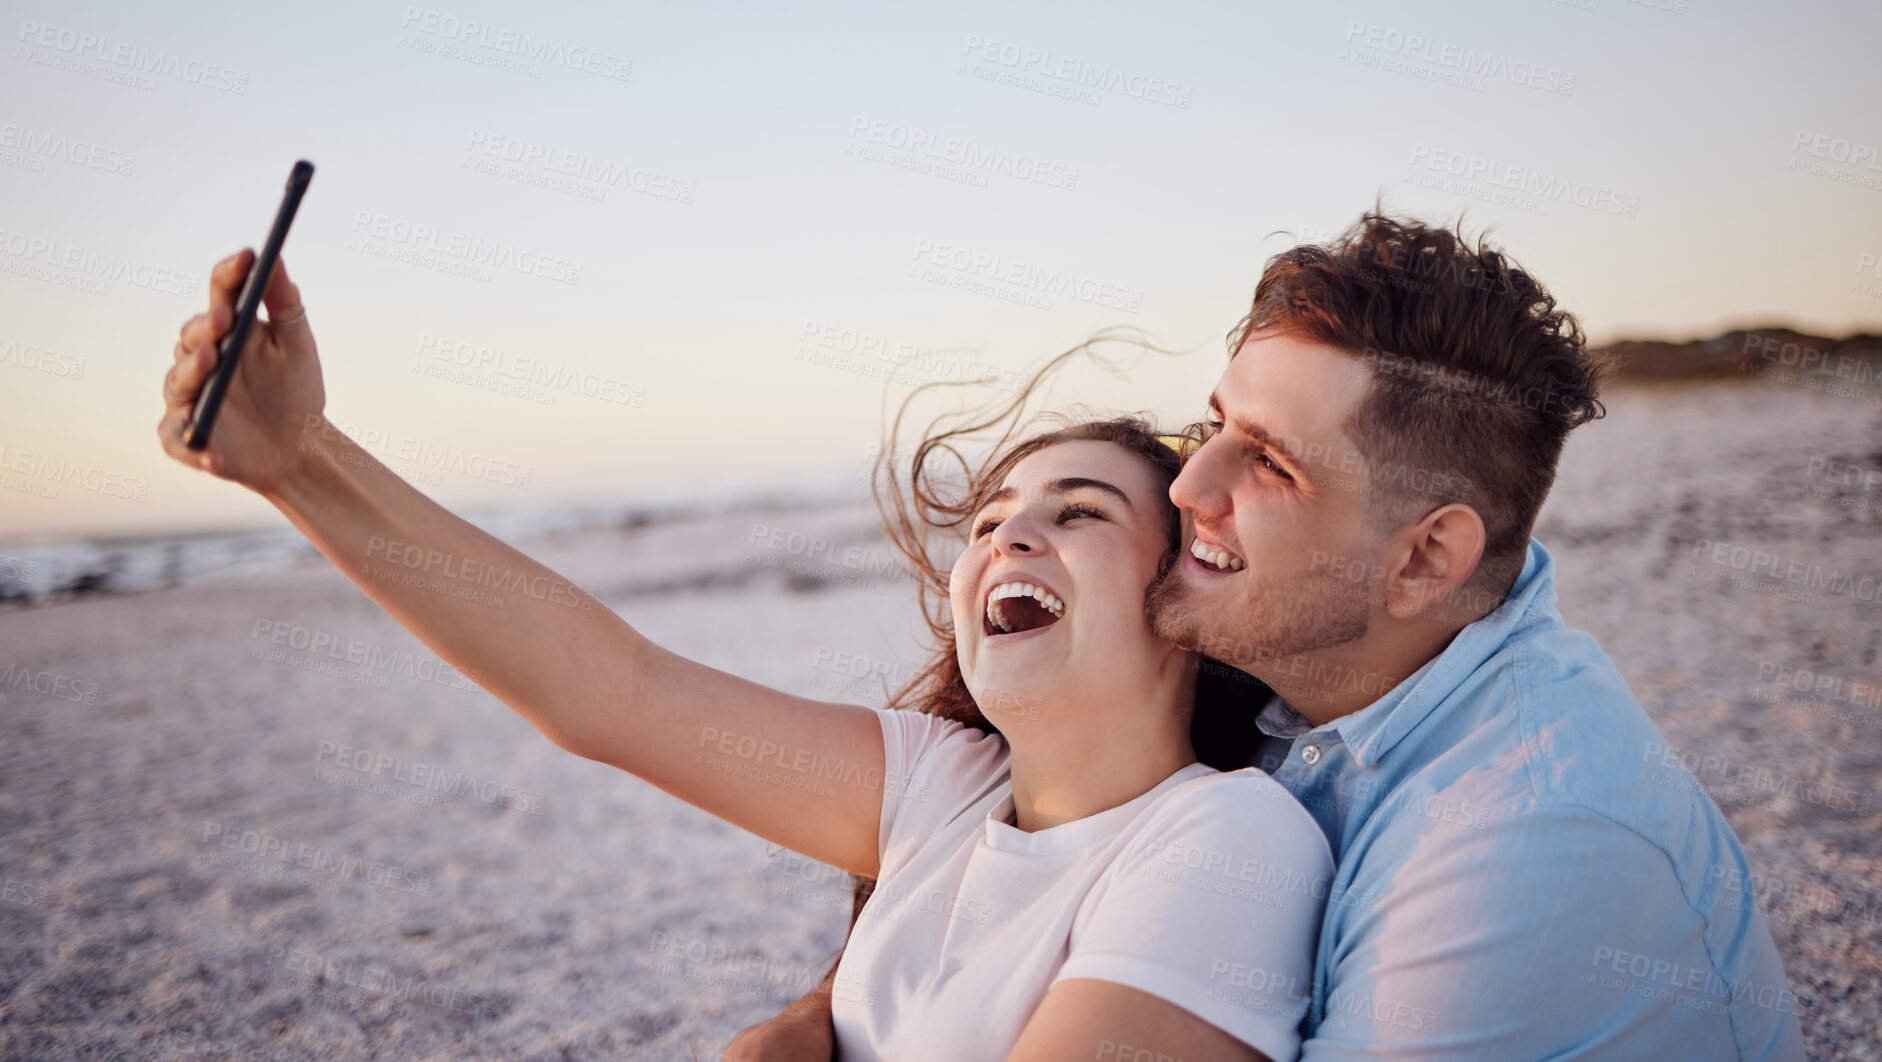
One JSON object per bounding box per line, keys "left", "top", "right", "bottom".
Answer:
{"left": 983, "top": 486, "right": 1018, "bottom": 507}
{"left": 1050, "top": 477, "right": 1135, "bottom": 510}
{"left": 981, "top": 478, "right": 1135, "bottom": 510}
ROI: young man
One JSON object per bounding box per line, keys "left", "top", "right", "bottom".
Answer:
{"left": 729, "top": 214, "right": 1803, "bottom": 1060}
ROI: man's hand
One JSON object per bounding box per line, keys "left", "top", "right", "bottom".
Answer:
{"left": 157, "top": 248, "right": 327, "bottom": 496}
{"left": 720, "top": 979, "right": 835, "bottom": 1062}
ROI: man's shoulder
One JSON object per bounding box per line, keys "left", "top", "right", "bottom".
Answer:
{"left": 1500, "top": 624, "right": 1706, "bottom": 831}
{"left": 1416, "top": 623, "right": 1677, "bottom": 805}
{"left": 1368, "top": 624, "right": 1744, "bottom": 899}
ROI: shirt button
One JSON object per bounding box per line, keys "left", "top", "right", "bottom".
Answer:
{"left": 1301, "top": 745, "right": 1322, "bottom": 765}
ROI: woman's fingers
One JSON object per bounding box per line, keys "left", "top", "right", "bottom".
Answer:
{"left": 177, "top": 304, "right": 230, "bottom": 359}
{"left": 210, "top": 248, "right": 253, "bottom": 314}
{"left": 185, "top": 251, "right": 311, "bottom": 363}
{"left": 165, "top": 341, "right": 213, "bottom": 408}
{"left": 174, "top": 315, "right": 205, "bottom": 362}
{"left": 261, "top": 254, "right": 305, "bottom": 322}
{"left": 259, "top": 255, "right": 311, "bottom": 356}
{"left": 190, "top": 246, "right": 252, "bottom": 350}
{"left": 162, "top": 337, "right": 206, "bottom": 415}
{"left": 176, "top": 250, "right": 248, "bottom": 365}
{"left": 161, "top": 360, "right": 186, "bottom": 407}
{"left": 156, "top": 249, "right": 259, "bottom": 478}
{"left": 154, "top": 383, "right": 210, "bottom": 471}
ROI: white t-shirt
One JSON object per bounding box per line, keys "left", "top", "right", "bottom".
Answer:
{"left": 830, "top": 707, "right": 1335, "bottom": 1061}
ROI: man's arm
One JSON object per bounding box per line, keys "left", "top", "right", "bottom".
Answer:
{"left": 721, "top": 973, "right": 835, "bottom": 1062}
{"left": 720, "top": 877, "right": 872, "bottom": 1062}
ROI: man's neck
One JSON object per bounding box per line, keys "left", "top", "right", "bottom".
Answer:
{"left": 1262, "top": 619, "right": 1470, "bottom": 729}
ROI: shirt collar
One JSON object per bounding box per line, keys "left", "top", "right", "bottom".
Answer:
{"left": 1253, "top": 693, "right": 1314, "bottom": 739}
{"left": 1255, "top": 539, "right": 1563, "bottom": 768}
{"left": 1251, "top": 677, "right": 1412, "bottom": 761}
{"left": 1344, "top": 538, "right": 1561, "bottom": 766}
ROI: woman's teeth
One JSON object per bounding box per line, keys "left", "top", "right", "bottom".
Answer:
{"left": 985, "top": 581, "right": 1065, "bottom": 634}
{"left": 1190, "top": 538, "right": 1245, "bottom": 572}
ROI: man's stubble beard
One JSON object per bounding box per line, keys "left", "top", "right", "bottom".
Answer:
{"left": 1146, "top": 560, "right": 1371, "bottom": 678}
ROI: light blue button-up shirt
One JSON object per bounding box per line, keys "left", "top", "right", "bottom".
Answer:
{"left": 1247, "top": 539, "right": 1804, "bottom": 1060}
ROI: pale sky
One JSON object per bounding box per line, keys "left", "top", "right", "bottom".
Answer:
{"left": 3, "top": 0, "right": 1878, "bottom": 542}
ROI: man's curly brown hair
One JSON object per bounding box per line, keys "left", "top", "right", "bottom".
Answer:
{"left": 1226, "top": 210, "right": 1609, "bottom": 596}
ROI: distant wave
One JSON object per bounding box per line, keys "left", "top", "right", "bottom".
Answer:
{"left": 0, "top": 475, "right": 868, "bottom": 609}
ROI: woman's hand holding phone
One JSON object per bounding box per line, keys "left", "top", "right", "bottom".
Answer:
{"left": 152, "top": 237, "right": 889, "bottom": 890}
{"left": 157, "top": 248, "right": 328, "bottom": 497}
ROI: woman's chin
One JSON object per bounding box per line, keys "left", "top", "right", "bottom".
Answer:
{"left": 968, "top": 666, "right": 1060, "bottom": 723}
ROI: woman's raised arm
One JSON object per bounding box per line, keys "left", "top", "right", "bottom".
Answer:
{"left": 157, "top": 249, "right": 887, "bottom": 880}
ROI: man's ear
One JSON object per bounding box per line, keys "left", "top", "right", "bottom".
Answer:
{"left": 1384, "top": 503, "right": 1486, "bottom": 622}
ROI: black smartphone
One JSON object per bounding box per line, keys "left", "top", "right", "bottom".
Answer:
{"left": 185, "top": 159, "right": 315, "bottom": 451}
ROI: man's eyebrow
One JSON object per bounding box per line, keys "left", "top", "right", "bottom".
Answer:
{"left": 980, "top": 477, "right": 1135, "bottom": 511}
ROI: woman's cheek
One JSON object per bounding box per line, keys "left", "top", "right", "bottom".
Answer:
{"left": 947, "top": 556, "right": 978, "bottom": 620}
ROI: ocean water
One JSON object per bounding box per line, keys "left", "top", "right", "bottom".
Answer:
{"left": 0, "top": 473, "right": 867, "bottom": 608}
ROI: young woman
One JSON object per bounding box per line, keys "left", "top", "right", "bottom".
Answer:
{"left": 156, "top": 250, "right": 1333, "bottom": 1061}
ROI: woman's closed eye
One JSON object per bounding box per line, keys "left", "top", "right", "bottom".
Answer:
{"left": 971, "top": 502, "right": 1107, "bottom": 540}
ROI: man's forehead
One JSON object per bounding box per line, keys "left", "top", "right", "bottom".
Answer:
{"left": 1214, "top": 332, "right": 1370, "bottom": 454}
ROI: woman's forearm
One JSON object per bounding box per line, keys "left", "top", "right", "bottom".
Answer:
{"left": 262, "top": 415, "right": 642, "bottom": 758}
{"left": 258, "top": 415, "right": 887, "bottom": 879}
{"left": 161, "top": 254, "right": 884, "bottom": 877}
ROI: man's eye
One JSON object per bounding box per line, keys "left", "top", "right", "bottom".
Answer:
{"left": 1256, "top": 451, "right": 1291, "bottom": 480}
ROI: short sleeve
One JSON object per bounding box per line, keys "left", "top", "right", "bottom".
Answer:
{"left": 870, "top": 707, "right": 1009, "bottom": 876}
{"left": 1056, "top": 769, "right": 1334, "bottom": 1061}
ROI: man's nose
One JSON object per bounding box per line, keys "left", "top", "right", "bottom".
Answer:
{"left": 1170, "top": 439, "right": 1231, "bottom": 519}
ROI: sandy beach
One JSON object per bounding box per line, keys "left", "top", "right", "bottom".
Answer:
{"left": 1, "top": 375, "right": 1878, "bottom": 1060}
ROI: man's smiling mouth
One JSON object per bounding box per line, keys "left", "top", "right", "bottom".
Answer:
{"left": 984, "top": 579, "right": 1066, "bottom": 636}
{"left": 1189, "top": 537, "right": 1246, "bottom": 573}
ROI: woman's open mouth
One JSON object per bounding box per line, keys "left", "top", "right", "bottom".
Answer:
{"left": 983, "top": 578, "right": 1065, "bottom": 639}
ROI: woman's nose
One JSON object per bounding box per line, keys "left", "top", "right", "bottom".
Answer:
{"left": 991, "top": 513, "right": 1037, "bottom": 554}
